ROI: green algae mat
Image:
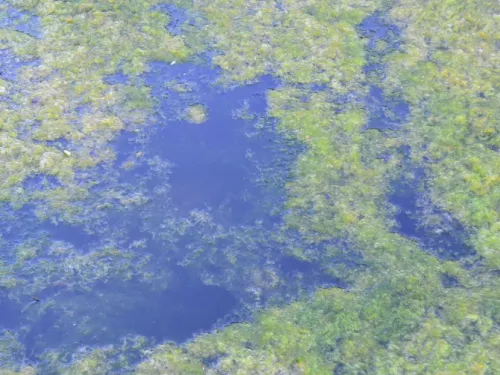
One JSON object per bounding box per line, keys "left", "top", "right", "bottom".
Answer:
{"left": 1, "top": 0, "right": 500, "bottom": 374}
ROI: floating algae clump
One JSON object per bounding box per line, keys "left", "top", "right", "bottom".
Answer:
{"left": 0, "top": 0, "right": 189, "bottom": 211}
{"left": 185, "top": 104, "right": 208, "bottom": 124}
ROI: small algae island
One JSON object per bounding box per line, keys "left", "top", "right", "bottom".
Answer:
{"left": 185, "top": 104, "right": 207, "bottom": 124}
{"left": 1, "top": 0, "right": 500, "bottom": 374}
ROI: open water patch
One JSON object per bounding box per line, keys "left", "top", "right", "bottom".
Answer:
{"left": 389, "top": 168, "right": 475, "bottom": 260}
{"left": 103, "top": 70, "right": 129, "bottom": 85}
{"left": 112, "top": 62, "right": 287, "bottom": 226}
{"left": 0, "top": 1, "right": 42, "bottom": 39}
{"left": 0, "top": 48, "right": 40, "bottom": 81}
{"left": 154, "top": 3, "right": 190, "bottom": 35}
{"left": 278, "top": 255, "right": 347, "bottom": 292}
{"left": 363, "top": 85, "right": 409, "bottom": 132}
{"left": 0, "top": 201, "right": 98, "bottom": 254}
{"left": 21, "top": 267, "right": 237, "bottom": 357}
{"left": 358, "top": 13, "right": 401, "bottom": 52}
{"left": 357, "top": 13, "right": 409, "bottom": 132}
{"left": 0, "top": 297, "right": 21, "bottom": 331}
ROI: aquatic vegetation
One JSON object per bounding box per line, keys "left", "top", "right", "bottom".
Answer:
{"left": 1, "top": 0, "right": 500, "bottom": 373}
{"left": 185, "top": 104, "right": 207, "bottom": 124}
{"left": 0, "top": 0, "right": 189, "bottom": 211}
{"left": 0, "top": 330, "right": 29, "bottom": 374}
{"left": 385, "top": 0, "right": 500, "bottom": 269}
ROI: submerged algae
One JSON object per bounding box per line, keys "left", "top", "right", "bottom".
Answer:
{"left": 133, "top": 0, "right": 500, "bottom": 374}
{"left": 385, "top": 0, "right": 500, "bottom": 268}
{"left": 0, "top": 0, "right": 189, "bottom": 212}
{"left": 1, "top": 0, "right": 500, "bottom": 373}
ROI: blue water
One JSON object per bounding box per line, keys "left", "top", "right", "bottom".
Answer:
{"left": 155, "top": 3, "right": 190, "bottom": 35}
{"left": 358, "top": 14, "right": 409, "bottom": 132}
{"left": 0, "top": 58, "right": 311, "bottom": 362}
{"left": 0, "top": 48, "right": 40, "bottom": 81}
{"left": 358, "top": 13, "right": 401, "bottom": 51}
{"left": 0, "top": 5, "right": 477, "bottom": 371}
{"left": 20, "top": 269, "right": 237, "bottom": 356}
{"left": 103, "top": 71, "right": 129, "bottom": 85}
{"left": 363, "top": 85, "right": 409, "bottom": 132}
{"left": 112, "top": 62, "right": 285, "bottom": 225}
{"left": 0, "top": 1, "right": 41, "bottom": 39}
{"left": 389, "top": 169, "right": 475, "bottom": 260}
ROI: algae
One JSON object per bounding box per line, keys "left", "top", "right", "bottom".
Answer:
{"left": 1, "top": 0, "right": 500, "bottom": 373}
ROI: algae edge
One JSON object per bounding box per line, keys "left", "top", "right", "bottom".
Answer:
{"left": 135, "top": 1, "right": 500, "bottom": 374}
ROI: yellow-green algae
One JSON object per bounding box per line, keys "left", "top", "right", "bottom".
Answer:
{"left": 185, "top": 104, "right": 208, "bottom": 124}
{"left": 0, "top": 0, "right": 189, "bottom": 211}
{"left": 384, "top": 0, "right": 500, "bottom": 269}
{"left": 133, "top": 0, "right": 500, "bottom": 374}
{"left": 1, "top": 0, "right": 500, "bottom": 374}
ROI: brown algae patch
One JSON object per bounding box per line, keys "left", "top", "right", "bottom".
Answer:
{"left": 185, "top": 104, "right": 207, "bottom": 124}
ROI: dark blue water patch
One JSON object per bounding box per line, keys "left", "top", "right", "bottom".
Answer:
{"left": 197, "top": 49, "right": 223, "bottom": 66}
{"left": 15, "top": 120, "right": 41, "bottom": 141}
{"left": 154, "top": 3, "right": 189, "bottom": 35}
{"left": 363, "top": 85, "right": 409, "bottom": 132}
{"left": 0, "top": 204, "right": 57, "bottom": 251}
{"left": 330, "top": 91, "right": 365, "bottom": 108}
{"left": 0, "top": 202, "right": 98, "bottom": 255}
{"left": 75, "top": 104, "right": 93, "bottom": 116}
{"left": 275, "top": 0, "right": 285, "bottom": 11}
{"left": 152, "top": 89, "right": 275, "bottom": 220}
{"left": 113, "top": 63, "right": 286, "bottom": 225}
{"left": 357, "top": 13, "right": 401, "bottom": 51}
{"left": 389, "top": 169, "right": 475, "bottom": 260}
{"left": 42, "top": 222, "right": 99, "bottom": 251}
{"left": 22, "top": 175, "right": 62, "bottom": 191}
{"left": 129, "top": 272, "right": 237, "bottom": 343}
{"left": 22, "top": 267, "right": 237, "bottom": 356}
{"left": 0, "top": 49, "right": 40, "bottom": 81}
{"left": 138, "top": 61, "right": 222, "bottom": 126}
{"left": 293, "top": 85, "right": 330, "bottom": 103}
{"left": 358, "top": 13, "right": 409, "bottom": 132}
{"left": 441, "top": 273, "right": 460, "bottom": 288}
{"left": 278, "top": 232, "right": 366, "bottom": 274}
{"left": 275, "top": 255, "right": 348, "bottom": 303}
{"left": 41, "top": 137, "right": 74, "bottom": 151}
{"left": 103, "top": 71, "right": 129, "bottom": 85}
{"left": 363, "top": 63, "right": 384, "bottom": 74}
{"left": 279, "top": 256, "right": 315, "bottom": 275}
{"left": 0, "top": 1, "right": 42, "bottom": 39}
{"left": 143, "top": 61, "right": 218, "bottom": 101}
{"left": 0, "top": 297, "right": 22, "bottom": 330}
